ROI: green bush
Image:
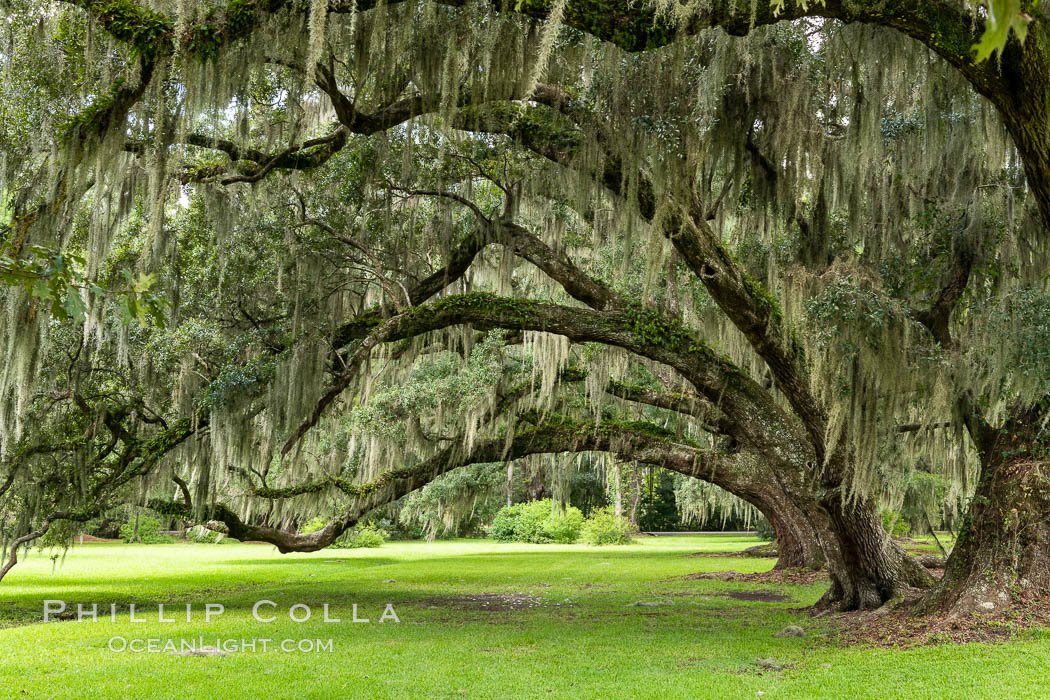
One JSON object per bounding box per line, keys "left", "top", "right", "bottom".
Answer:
{"left": 880, "top": 509, "right": 911, "bottom": 537}
{"left": 299, "top": 517, "right": 388, "bottom": 548}
{"left": 333, "top": 523, "right": 389, "bottom": 549}
{"left": 300, "top": 516, "right": 329, "bottom": 535}
{"left": 488, "top": 500, "right": 584, "bottom": 543}
{"left": 489, "top": 504, "right": 524, "bottom": 542}
{"left": 514, "top": 500, "right": 556, "bottom": 543}
{"left": 580, "top": 507, "right": 635, "bottom": 545}
{"left": 119, "top": 515, "right": 176, "bottom": 544}
{"left": 543, "top": 508, "right": 585, "bottom": 544}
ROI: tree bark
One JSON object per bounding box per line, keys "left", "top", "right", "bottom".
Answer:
{"left": 816, "top": 491, "right": 935, "bottom": 609}
{"left": 924, "top": 407, "right": 1050, "bottom": 616}
{"left": 758, "top": 492, "right": 825, "bottom": 571}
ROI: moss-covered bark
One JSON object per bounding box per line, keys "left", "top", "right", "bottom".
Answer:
{"left": 924, "top": 405, "right": 1050, "bottom": 616}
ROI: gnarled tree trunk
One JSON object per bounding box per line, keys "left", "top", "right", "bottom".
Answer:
{"left": 763, "top": 501, "right": 825, "bottom": 570}
{"left": 818, "top": 492, "right": 935, "bottom": 610}
{"left": 924, "top": 408, "right": 1050, "bottom": 616}
{"left": 931, "top": 458, "right": 1050, "bottom": 616}
{"left": 737, "top": 471, "right": 826, "bottom": 571}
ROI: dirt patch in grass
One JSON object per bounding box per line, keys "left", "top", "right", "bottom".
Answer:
{"left": 679, "top": 568, "right": 827, "bottom": 585}
{"left": 689, "top": 543, "right": 778, "bottom": 559}
{"left": 722, "top": 589, "right": 791, "bottom": 603}
{"left": 417, "top": 593, "right": 547, "bottom": 612}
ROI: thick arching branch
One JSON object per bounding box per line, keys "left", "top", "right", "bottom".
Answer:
{"left": 290, "top": 290, "right": 792, "bottom": 458}
{"left": 160, "top": 417, "right": 747, "bottom": 552}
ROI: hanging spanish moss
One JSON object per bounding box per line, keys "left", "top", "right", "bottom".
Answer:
{"left": 1, "top": 0, "right": 1046, "bottom": 587}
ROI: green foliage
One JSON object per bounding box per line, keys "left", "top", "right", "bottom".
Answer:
{"left": 804, "top": 278, "right": 902, "bottom": 352}
{"left": 488, "top": 505, "right": 523, "bottom": 542}
{"left": 754, "top": 516, "right": 776, "bottom": 542}
{"left": 398, "top": 463, "right": 507, "bottom": 540}
{"left": 119, "top": 515, "right": 175, "bottom": 544}
{"left": 638, "top": 468, "right": 687, "bottom": 531}
{"left": 0, "top": 243, "right": 166, "bottom": 326}
{"left": 580, "top": 507, "right": 635, "bottom": 545}
{"left": 300, "top": 517, "right": 328, "bottom": 535}
{"left": 116, "top": 269, "right": 166, "bottom": 327}
{"left": 972, "top": 0, "right": 1033, "bottom": 61}
{"left": 38, "top": 519, "right": 80, "bottom": 549}
{"left": 337, "top": 523, "right": 389, "bottom": 549}
{"left": 542, "top": 508, "right": 585, "bottom": 544}
{"left": 503, "top": 501, "right": 551, "bottom": 543}
{"left": 879, "top": 509, "right": 911, "bottom": 538}
{"left": 489, "top": 499, "right": 584, "bottom": 543}
{"left": 349, "top": 330, "right": 507, "bottom": 438}
{"left": 301, "top": 518, "right": 388, "bottom": 548}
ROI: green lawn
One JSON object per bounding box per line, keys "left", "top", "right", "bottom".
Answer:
{"left": 1, "top": 535, "right": 1048, "bottom": 699}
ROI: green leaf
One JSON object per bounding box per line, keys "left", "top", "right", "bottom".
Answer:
{"left": 31, "top": 279, "right": 52, "bottom": 301}
{"left": 61, "top": 290, "right": 87, "bottom": 322}
{"left": 973, "top": 0, "right": 1032, "bottom": 62}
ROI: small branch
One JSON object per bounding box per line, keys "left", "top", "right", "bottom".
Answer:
{"left": 0, "top": 518, "right": 53, "bottom": 583}
{"left": 392, "top": 186, "right": 492, "bottom": 224}
{"left": 172, "top": 474, "right": 192, "bottom": 509}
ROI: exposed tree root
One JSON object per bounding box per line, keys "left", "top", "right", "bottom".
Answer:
{"left": 824, "top": 590, "right": 1050, "bottom": 647}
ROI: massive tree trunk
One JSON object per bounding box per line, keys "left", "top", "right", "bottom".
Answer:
{"left": 817, "top": 491, "right": 934, "bottom": 609}
{"left": 741, "top": 444, "right": 935, "bottom": 609}
{"left": 652, "top": 444, "right": 828, "bottom": 571}
{"left": 924, "top": 407, "right": 1050, "bottom": 616}
{"left": 758, "top": 489, "right": 825, "bottom": 571}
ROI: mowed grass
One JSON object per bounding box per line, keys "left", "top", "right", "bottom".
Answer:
{"left": 0, "top": 535, "right": 1047, "bottom": 699}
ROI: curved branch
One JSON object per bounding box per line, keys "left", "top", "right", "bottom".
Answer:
{"left": 290, "top": 291, "right": 787, "bottom": 456}
{"left": 453, "top": 100, "right": 828, "bottom": 460}
{"left": 0, "top": 518, "right": 54, "bottom": 583}
{"left": 160, "top": 417, "right": 743, "bottom": 552}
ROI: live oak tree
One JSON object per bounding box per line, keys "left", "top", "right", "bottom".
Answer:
{"left": 1, "top": 0, "right": 1048, "bottom": 617}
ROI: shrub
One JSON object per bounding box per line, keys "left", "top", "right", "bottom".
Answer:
{"left": 543, "top": 508, "right": 585, "bottom": 544}
{"left": 300, "top": 517, "right": 388, "bottom": 548}
{"left": 299, "top": 516, "right": 329, "bottom": 535}
{"left": 488, "top": 500, "right": 584, "bottom": 544}
{"left": 880, "top": 509, "right": 911, "bottom": 537}
{"left": 514, "top": 500, "right": 557, "bottom": 543}
{"left": 580, "top": 507, "right": 635, "bottom": 545}
{"left": 334, "top": 523, "right": 389, "bottom": 549}
{"left": 119, "top": 515, "right": 176, "bottom": 544}
{"left": 489, "top": 504, "right": 523, "bottom": 542}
